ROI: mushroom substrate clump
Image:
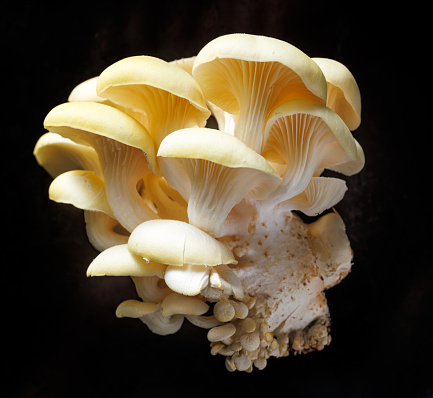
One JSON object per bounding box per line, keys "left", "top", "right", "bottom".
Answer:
{"left": 34, "top": 33, "right": 365, "bottom": 372}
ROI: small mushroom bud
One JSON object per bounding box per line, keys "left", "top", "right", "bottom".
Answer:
{"left": 253, "top": 357, "right": 267, "bottom": 370}
{"left": 234, "top": 354, "right": 252, "bottom": 371}
{"left": 239, "top": 317, "right": 256, "bottom": 333}
{"left": 229, "top": 300, "right": 248, "bottom": 319}
{"left": 210, "top": 342, "right": 225, "bottom": 356}
{"left": 213, "top": 301, "right": 235, "bottom": 322}
{"left": 225, "top": 357, "right": 236, "bottom": 372}
{"left": 207, "top": 323, "right": 237, "bottom": 342}
{"left": 240, "top": 332, "right": 261, "bottom": 352}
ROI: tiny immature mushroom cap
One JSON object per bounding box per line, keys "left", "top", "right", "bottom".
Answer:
{"left": 240, "top": 332, "right": 261, "bottom": 352}
{"left": 48, "top": 170, "right": 113, "bottom": 217}
{"left": 312, "top": 57, "right": 361, "bottom": 131}
{"left": 234, "top": 354, "right": 252, "bottom": 371}
{"left": 207, "top": 323, "right": 237, "bottom": 342}
{"left": 161, "top": 292, "right": 209, "bottom": 317}
{"left": 115, "top": 299, "right": 160, "bottom": 319}
{"left": 229, "top": 300, "right": 248, "bottom": 319}
{"left": 158, "top": 127, "right": 281, "bottom": 236}
{"left": 87, "top": 244, "right": 166, "bottom": 278}
{"left": 128, "top": 219, "right": 236, "bottom": 266}
{"left": 213, "top": 301, "right": 236, "bottom": 322}
{"left": 239, "top": 317, "right": 256, "bottom": 333}
{"left": 192, "top": 33, "right": 327, "bottom": 152}
{"left": 96, "top": 55, "right": 211, "bottom": 149}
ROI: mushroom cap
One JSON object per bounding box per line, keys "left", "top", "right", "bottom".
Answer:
{"left": 262, "top": 99, "right": 358, "bottom": 204}
{"left": 264, "top": 99, "right": 358, "bottom": 161}
{"left": 161, "top": 292, "right": 209, "bottom": 317}
{"left": 87, "top": 244, "right": 166, "bottom": 278}
{"left": 284, "top": 177, "right": 348, "bottom": 216}
{"left": 158, "top": 127, "right": 279, "bottom": 175}
{"left": 192, "top": 33, "right": 327, "bottom": 113}
{"left": 43, "top": 101, "right": 158, "bottom": 174}
{"left": 157, "top": 127, "right": 282, "bottom": 236}
{"left": 33, "top": 132, "right": 102, "bottom": 179}
{"left": 115, "top": 300, "right": 160, "bottom": 319}
{"left": 96, "top": 56, "right": 207, "bottom": 111}
{"left": 128, "top": 219, "right": 236, "bottom": 266}
{"left": 96, "top": 55, "right": 211, "bottom": 145}
{"left": 49, "top": 170, "right": 113, "bottom": 217}
{"left": 68, "top": 76, "right": 106, "bottom": 103}
{"left": 312, "top": 58, "right": 361, "bottom": 130}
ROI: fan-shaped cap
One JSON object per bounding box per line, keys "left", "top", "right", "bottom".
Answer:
{"left": 128, "top": 219, "right": 236, "bottom": 266}
{"left": 68, "top": 76, "right": 106, "bottom": 103}
{"left": 262, "top": 99, "right": 358, "bottom": 204}
{"left": 87, "top": 244, "right": 166, "bottom": 277}
{"left": 43, "top": 101, "right": 158, "bottom": 174}
{"left": 161, "top": 292, "right": 209, "bottom": 317}
{"left": 33, "top": 132, "right": 102, "bottom": 179}
{"left": 158, "top": 127, "right": 281, "bottom": 236}
{"left": 49, "top": 170, "right": 113, "bottom": 217}
{"left": 264, "top": 99, "right": 357, "bottom": 160}
{"left": 192, "top": 33, "right": 327, "bottom": 152}
{"left": 96, "top": 56, "right": 211, "bottom": 147}
{"left": 312, "top": 58, "right": 361, "bottom": 131}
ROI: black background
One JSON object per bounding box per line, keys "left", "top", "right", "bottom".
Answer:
{"left": 3, "top": 1, "right": 431, "bottom": 397}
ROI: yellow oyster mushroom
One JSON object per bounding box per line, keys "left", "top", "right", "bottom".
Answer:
{"left": 33, "top": 132, "right": 102, "bottom": 179}
{"left": 158, "top": 127, "right": 282, "bottom": 236}
{"left": 262, "top": 99, "right": 359, "bottom": 206}
{"left": 128, "top": 219, "right": 237, "bottom": 296}
{"left": 192, "top": 33, "right": 327, "bottom": 152}
{"left": 87, "top": 244, "right": 166, "bottom": 278}
{"left": 128, "top": 219, "right": 235, "bottom": 267}
{"left": 312, "top": 57, "right": 362, "bottom": 131}
{"left": 48, "top": 170, "right": 113, "bottom": 217}
{"left": 44, "top": 102, "right": 160, "bottom": 232}
{"left": 43, "top": 102, "right": 157, "bottom": 168}
{"left": 161, "top": 292, "right": 209, "bottom": 317}
{"left": 116, "top": 300, "right": 160, "bottom": 319}
{"left": 96, "top": 55, "right": 211, "bottom": 150}
{"left": 283, "top": 177, "right": 348, "bottom": 216}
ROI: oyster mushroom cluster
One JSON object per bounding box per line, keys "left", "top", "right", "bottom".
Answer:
{"left": 34, "top": 33, "right": 364, "bottom": 372}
